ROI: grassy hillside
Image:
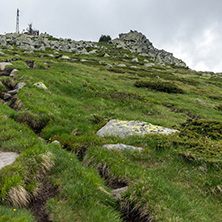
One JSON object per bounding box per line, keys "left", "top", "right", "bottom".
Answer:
{"left": 0, "top": 41, "right": 221, "bottom": 222}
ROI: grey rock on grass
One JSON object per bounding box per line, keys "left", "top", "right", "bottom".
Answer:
{"left": 97, "top": 120, "right": 179, "bottom": 138}
{"left": 0, "top": 151, "right": 19, "bottom": 170}
{"left": 102, "top": 144, "right": 143, "bottom": 151}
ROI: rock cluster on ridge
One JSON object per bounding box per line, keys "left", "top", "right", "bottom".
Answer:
{"left": 112, "top": 30, "right": 187, "bottom": 67}
{"left": 0, "top": 33, "right": 98, "bottom": 52}
{"left": 0, "top": 30, "right": 187, "bottom": 67}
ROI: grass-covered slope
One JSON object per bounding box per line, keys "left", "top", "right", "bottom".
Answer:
{"left": 0, "top": 41, "right": 221, "bottom": 221}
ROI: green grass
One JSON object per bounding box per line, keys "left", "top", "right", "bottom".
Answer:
{"left": 0, "top": 41, "right": 222, "bottom": 221}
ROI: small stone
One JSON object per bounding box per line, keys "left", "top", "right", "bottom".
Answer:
{"left": 144, "top": 63, "right": 154, "bottom": 67}
{"left": 14, "top": 82, "right": 26, "bottom": 90}
{"left": 7, "top": 89, "right": 19, "bottom": 95}
{"left": 61, "top": 55, "right": 70, "bottom": 60}
{"left": 132, "top": 58, "right": 139, "bottom": 62}
{"left": 104, "top": 53, "right": 110, "bottom": 57}
{"left": 10, "top": 69, "right": 19, "bottom": 77}
{"left": 52, "top": 140, "right": 61, "bottom": 145}
{"left": 117, "top": 64, "right": 126, "bottom": 67}
{"left": 0, "top": 62, "right": 13, "bottom": 71}
{"left": 195, "top": 98, "right": 201, "bottom": 102}
{"left": 112, "top": 186, "right": 128, "bottom": 200}
{"left": 102, "top": 144, "right": 143, "bottom": 151}
{"left": 89, "top": 49, "right": 97, "bottom": 54}
{"left": 34, "top": 82, "right": 48, "bottom": 90}
{"left": 3, "top": 93, "right": 11, "bottom": 100}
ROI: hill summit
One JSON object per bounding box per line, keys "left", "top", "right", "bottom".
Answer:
{"left": 112, "top": 30, "right": 186, "bottom": 67}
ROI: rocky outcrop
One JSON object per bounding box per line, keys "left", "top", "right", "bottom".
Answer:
{"left": 111, "top": 30, "right": 187, "bottom": 67}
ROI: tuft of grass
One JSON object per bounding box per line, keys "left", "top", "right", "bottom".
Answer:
{"left": 14, "top": 111, "right": 50, "bottom": 133}
{"left": 8, "top": 186, "right": 30, "bottom": 208}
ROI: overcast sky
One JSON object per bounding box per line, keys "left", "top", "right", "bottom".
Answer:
{"left": 0, "top": 0, "right": 222, "bottom": 72}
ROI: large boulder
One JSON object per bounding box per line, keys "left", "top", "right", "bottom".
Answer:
{"left": 96, "top": 119, "right": 179, "bottom": 138}
{"left": 111, "top": 30, "right": 187, "bottom": 67}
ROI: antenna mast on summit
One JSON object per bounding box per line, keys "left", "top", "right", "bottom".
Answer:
{"left": 16, "top": 9, "right": 20, "bottom": 33}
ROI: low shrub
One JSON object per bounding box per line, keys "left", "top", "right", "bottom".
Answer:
{"left": 135, "top": 80, "right": 184, "bottom": 94}
{"left": 98, "top": 35, "right": 111, "bottom": 43}
{"left": 179, "top": 119, "right": 222, "bottom": 140}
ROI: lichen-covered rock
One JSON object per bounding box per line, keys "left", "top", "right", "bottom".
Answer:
{"left": 96, "top": 120, "right": 179, "bottom": 138}
{"left": 112, "top": 30, "right": 187, "bottom": 67}
{"left": 34, "top": 82, "right": 47, "bottom": 89}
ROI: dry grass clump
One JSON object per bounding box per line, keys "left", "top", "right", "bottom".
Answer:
{"left": 39, "top": 152, "right": 55, "bottom": 175}
{"left": 8, "top": 185, "right": 30, "bottom": 207}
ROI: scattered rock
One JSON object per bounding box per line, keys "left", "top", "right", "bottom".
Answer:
{"left": 102, "top": 144, "right": 143, "bottom": 151}
{"left": 88, "top": 49, "right": 97, "bottom": 54}
{"left": 104, "top": 53, "right": 110, "bottom": 57}
{"left": 144, "top": 63, "right": 154, "bottom": 67}
{"left": 195, "top": 98, "right": 206, "bottom": 106}
{"left": 7, "top": 89, "right": 19, "bottom": 95}
{"left": 97, "top": 120, "right": 179, "bottom": 138}
{"left": 112, "top": 186, "right": 128, "bottom": 200}
{"left": 105, "top": 64, "right": 113, "bottom": 68}
{"left": 52, "top": 140, "right": 61, "bottom": 145}
{"left": 10, "top": 69, "right": 19, "bottom": 78}
{"left": 79, "top": 48, "right": 89, "bottom": 55}
{"left": 34, "top": 82, "right": 48, "bottom": 90}
{"left": 14, "top": 82, "right": 26, "bottom": 90}
{"left": 131, "top": 66, "right": 137, "bottom": 69}
{"left": 117, "top": 64, "right": 126, "bottom": 68}
{"left": 61, "top": 55, "right": 70, "bottom": 60}
{"left": 0, "top": 151, "right": 19, "bottom": 170}
{"left": 132, "top": 58, "right": 139, "bottom": 63}
{"left": 0, "top": 62, "right": 13, "bottom": 71}
{"left": 3, "top": 93, "right": 11, "bottom": 100}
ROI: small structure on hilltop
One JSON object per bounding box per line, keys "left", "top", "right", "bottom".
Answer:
{"left": 15, "top": 9, "right": 40, "bottom": 36}
{"left": 24, "top": 23, "right": 40, "bottom": 36}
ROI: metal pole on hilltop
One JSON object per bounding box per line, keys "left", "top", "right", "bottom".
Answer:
{"left": 16, "top": 9, "right": 20, "bottom": 33}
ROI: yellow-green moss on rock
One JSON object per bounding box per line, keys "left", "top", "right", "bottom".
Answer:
{"left": 96, "top": 120, "right": 179, "bottom": 138}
